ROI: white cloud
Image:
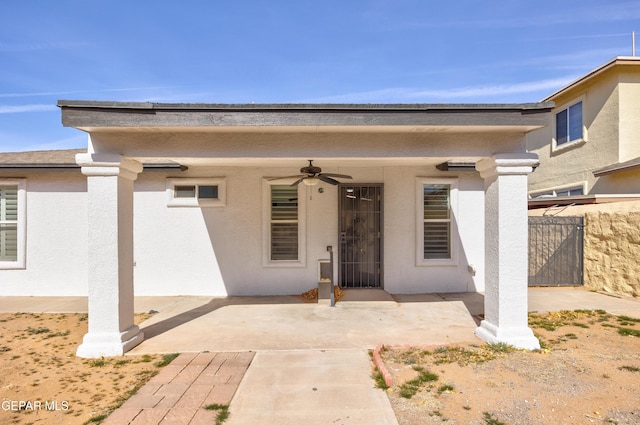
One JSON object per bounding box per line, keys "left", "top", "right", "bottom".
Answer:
{"left": 304, "top": 76, "right": 578, "bottom": 104}
{"left": 409, "top": 77, "right": 578, "bottom": 99}
{"left": 17, "top": 135, "right": 87, "bottom": 152}
{"left": 0, "top": 104, "right": 58, "bottom": 114}
{"left": 0, "top": 131, "right": 85, "bottom": 153}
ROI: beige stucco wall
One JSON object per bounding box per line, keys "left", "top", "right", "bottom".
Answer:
{"left": 530, "top": 200, "right": 640, "bottom": 297}
{"left": 618, "top": 70, "right": 640, "bottom": 161}
{"left": 591, "top": 168, "right": 640, "bottom": 194}
{"left": 527, "top": 72, "right": 620, "bottom": 195}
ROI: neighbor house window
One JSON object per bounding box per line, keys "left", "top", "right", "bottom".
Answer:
{"left": 0, "top": 180, "right": 26, "bottom": 269}
{"left": 166, "top": 178, "right": 226, "bottom": 207}
{"left": 532, "top": 185, "right": 584, "bottom": 198}
{"left": 416, "top": 178, "right": 458, "bottom": 266}
{"left": 262, "top": 180, "right": 306, "bottom": 267}
{"left": 555, "top": 101, "right": 583, "bottom": 147}
{"left": 555, "top": 187, "right": 584, "bottom": 197}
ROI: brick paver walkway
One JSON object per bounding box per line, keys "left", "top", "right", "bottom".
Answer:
{"left": 103, "top": 351, "right": 254, "bottom": 425}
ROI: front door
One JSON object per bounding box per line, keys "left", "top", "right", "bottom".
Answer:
{"left": 338, "top": 184, "right": 383, "bottom": 288}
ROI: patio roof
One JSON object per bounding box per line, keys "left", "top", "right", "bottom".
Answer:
{"left": 58, "top": 100, "right": 554, "bottom": 132}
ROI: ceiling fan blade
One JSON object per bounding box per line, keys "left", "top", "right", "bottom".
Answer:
{"left": 291, "top": 177, "right": 305, "bottom": 186}
{"left": 318, "top": 175, "right": 340, "bottom": 185}
{"left": 319, "top": 173, "right": 352, "bottom": 179}
{"left": 268, "top": 175, "right": 304, "bottom": 181}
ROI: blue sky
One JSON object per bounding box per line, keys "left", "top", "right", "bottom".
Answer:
{"left": 1, "top": 1, "right": 638, "bottom": 152}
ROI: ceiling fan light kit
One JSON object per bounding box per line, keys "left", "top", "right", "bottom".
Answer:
{"left": 302, "top": 177, "right": 320, "bottom": 186}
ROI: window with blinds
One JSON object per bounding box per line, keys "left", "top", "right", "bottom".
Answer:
{"left": 423, "top": 184, "right": 451, "bottom": 259}
{"left": 270, "top": 185, "right": 298, "bottom": 261}
{"left": 0, "top": 186, "right": 18, "bottom": 262}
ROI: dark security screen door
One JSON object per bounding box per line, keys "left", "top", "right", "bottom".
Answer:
{"left": 338, "top": 185, "right": 382, "bottom": 288}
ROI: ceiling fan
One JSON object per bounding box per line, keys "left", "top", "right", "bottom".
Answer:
{"left": 270, "top": 160, "right": 353, "bottom": 186}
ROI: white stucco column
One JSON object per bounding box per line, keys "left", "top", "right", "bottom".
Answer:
{"left": 75, "top": 153, "right": 144, "bottom": 358}
{"left": 475, "top": 153, "right": 540, "bottom": 350}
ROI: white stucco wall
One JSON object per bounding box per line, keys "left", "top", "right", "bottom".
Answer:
{"left": 1, "top": 173, "right": 88, "bottom": 295}
{"left": 2, "top": 164, "right": 485, "bottom": 297}
{"left": 133, "top": 165, "right": 485, "bottom": 296}
{"left": 383, "top": 168, "right": 484, "bottom": 293}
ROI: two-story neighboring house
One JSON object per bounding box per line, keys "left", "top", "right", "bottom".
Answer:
{"left": 527, "top": 56, "right": 640, "bottom": 207}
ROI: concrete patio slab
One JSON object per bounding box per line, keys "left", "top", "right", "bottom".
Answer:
{"left": 128, "top": 291, "right": 482, "bottom": 355}
{"left": 528, "top": 287, "right": 640, "bottom": 318}
{"left": 225, "top": 349, "right": 398, "bottom": 425}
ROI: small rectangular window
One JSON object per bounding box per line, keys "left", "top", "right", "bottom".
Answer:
{"left": 167, "top": 178, "right": 226, "bottom": 207}
{"left": 556, "top": 101, "right": 583, "bottom": 146}
{"left": 175, "top": 185, "right": 196, "bottom": 198}
{"left": 198, "top": 185, "right": 218, "bottom": 199}
{"left": 556, "top": 187, "right": 584, "bottom": 197}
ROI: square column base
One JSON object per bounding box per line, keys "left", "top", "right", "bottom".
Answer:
{"left": 475, "top": 320, "right": 540, "bottom": 350}
{"left": 76, "top": 325, "right": 144, "bottom": 358}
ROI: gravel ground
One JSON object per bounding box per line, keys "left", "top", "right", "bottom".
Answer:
{"left": 379, "top": 310, "right": 640, "bottom": 425}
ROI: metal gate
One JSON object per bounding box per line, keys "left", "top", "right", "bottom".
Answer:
{"left": 528, "top": 216, "right": 584, "bottom": 286}
{"left": 338, "top": 185, "right": 383, "bottom": 288}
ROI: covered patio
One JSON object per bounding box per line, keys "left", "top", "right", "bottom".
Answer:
{"left": 57, "top": 101, "right": 552, "bottom": 357}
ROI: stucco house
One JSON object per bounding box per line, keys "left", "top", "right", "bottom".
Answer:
{"left": 527, "top": 56, "right": 640, "bottom": 208}
{"left": 0, "top": 101, "right": 551, "bottom": 357}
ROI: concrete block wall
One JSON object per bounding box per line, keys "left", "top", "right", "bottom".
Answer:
{"left": 584, "top": 209, "right": 640, "bottom": 297}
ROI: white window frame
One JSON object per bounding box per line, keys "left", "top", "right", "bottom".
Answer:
{"left": 530, "top": 182, "right": 587, "bottom": 199}
{"left": 0, "top": 179, "right": 26, "bottom": 269}
{"left": 166, "top": 178, "right": 226, "bottom": 207}
{"left": 416, "top": 177, "right": 458, "bottom": 267}
{"left": 262, "top": 178, "right": 306, "bottom": 268}
{"left": 552, "top": 97, "right": 587, "bottom": 153}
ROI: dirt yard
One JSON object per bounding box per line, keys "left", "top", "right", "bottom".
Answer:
{"left": 1, "top": 309, "right": 639, "bottom": 425}
{"left": 0, "top": 312, "right": 170, "bottom": 425}
{"left": 379, "top": 310, "right": 640, "bottom": 425}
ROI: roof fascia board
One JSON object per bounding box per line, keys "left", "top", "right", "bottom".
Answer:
{"left": 593, "top": 158, "right": 640, "bottom": 176}
{"left": 58, "top": 101, "right": 553, "bottom": 130}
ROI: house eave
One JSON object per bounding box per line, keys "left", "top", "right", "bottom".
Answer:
{"left": 542, "top": 56, "right": 640, "bottom": 102}
{"left": 592, "top": 156, "right": 640, "bottom": 177}
{"left": 58, "top": 101, "right": 554, "bottom": 132}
